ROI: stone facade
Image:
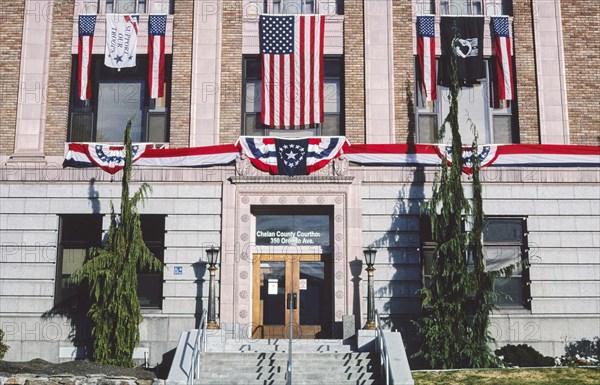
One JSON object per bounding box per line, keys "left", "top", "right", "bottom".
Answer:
{"left": 219, "top": 0, "right": 243, "bottom": 144}
{"left": 561, "top": 0, "right": 600, "bottom": 145}
{"left": 0, "top": 0, "right": 25, "bottom": 156}
{"left": 513, "top": 0, "right": 541, "bottom": 144}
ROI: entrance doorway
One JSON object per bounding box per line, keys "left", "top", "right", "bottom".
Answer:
{"left": 252, "top": 254, "right": 332, "bottom": 339}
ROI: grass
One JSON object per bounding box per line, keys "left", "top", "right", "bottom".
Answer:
{"left": 412, "top": 367, "right": 600, "bottom": 385}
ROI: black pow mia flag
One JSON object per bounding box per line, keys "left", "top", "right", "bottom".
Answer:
{"left": 439, "top": 17, "right": 485, "bottom": 87}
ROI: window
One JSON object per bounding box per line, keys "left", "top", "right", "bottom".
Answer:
{"left": 415, "top": 59, "right": 516, "bottom": 144}
{"left": 68, "top": 55, "right": 171, "bottom": 143}
{"left": 56, "top": 215, "right": 103, "bottom": 307}
{"left": 266, "top": 0, "right": 341, "bottom": 15}
{"left": 83, "top": 1, "right": 174, "bottom": 14}
{"left": 138, "top": 215, "right": 166, "bottom": 308}
{"left": 415, "top": 0, "right": 510, "bottom": 16}
{"left": 55, "top": 214, "right": 166, "bottom": 309}
{"left": 484, "top": 217, "right": 529, "bottom": 307}
{"left": 420, "top": 216, "right": 530, "bottom": 308}
{"left": 242, "top": 56, "right": 344, "bottom": 136}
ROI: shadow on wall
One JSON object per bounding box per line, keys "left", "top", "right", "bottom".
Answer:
{"left": 367, "top": 83, "right": 427, "bottom": 368}
{"left": 192, "top": 262, "right": 207, "bottom": 328}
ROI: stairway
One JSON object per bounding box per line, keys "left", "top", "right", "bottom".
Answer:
{"left": 193, "top": 339, "right": 382, "bottom": 385}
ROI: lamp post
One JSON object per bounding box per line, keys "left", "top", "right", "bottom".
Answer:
{"left": 363, "top": 247, "right": 377, "bottom": 330}
{"left": 206, "top": 247, "right": 220, "bottom": 329}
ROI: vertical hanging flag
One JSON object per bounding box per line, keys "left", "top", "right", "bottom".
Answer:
{"left": 78, "top": 15, "right": 96, "bottom": 101}
{"left": 417, "top": 15, "right": 437, "bottom": 102}
{"left": 439, "top": 17, "right": 484, "bottom": 86}
{"left": 105, "top": 14, "right": 139, "bottom": 69}
{"left": 148, "top": 15, "right": 167, "bottom": 99}
{"left": 491, "top": 16, "right": 514, "bottom": 101}
{"left": 259, "top": 15, "right": 325, "bottom": 128}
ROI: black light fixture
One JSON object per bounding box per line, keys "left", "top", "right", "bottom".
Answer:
{"left": 363, "top": 247, "right": 377, "bottom": 330}
{"left": 206, "top": 246, "right": 220, "bottom": 329}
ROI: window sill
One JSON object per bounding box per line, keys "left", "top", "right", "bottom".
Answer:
{"left": 491, "top": 307, "right": 531, "bottom": 316}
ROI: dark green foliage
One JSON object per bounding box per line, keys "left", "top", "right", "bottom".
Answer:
{"left": 0, "top": 329, "right": 9, "bottom": 359}
{"left": 565, "top": 337, "right": 600, "bottom": 360}
{"left": 495, "top": 344, "right": 555, "bottom": 367}
{"left": 416, "top": 24, "right": 510, "bottom": 369}
{"left": 69, "top": 120, "right": 162, "bottom": 367}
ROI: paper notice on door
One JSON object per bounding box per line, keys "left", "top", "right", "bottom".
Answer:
{"left": 268, "top": 279, "right": 278, "bottom": 295}
{"left": 299, "top": 279, "right": 307, "bottom": 290}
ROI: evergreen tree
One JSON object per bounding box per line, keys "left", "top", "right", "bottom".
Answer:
{"left": 70, "top": 120, "right": 162, "bottom": 367}
{"left": 417, "top": 27, "right": 502, "bottom": 368}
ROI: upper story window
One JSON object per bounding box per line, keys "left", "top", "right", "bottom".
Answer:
{"left": 242, "top": 55, "right": 344, "bottom": 136}
{"left": 68, "top": 55, "right": 171, "bottom": 143}
{"left": 82, "top": 0, "right": 174, "bottom": 14}
{"left": 415, "top": 0, "right": 511, "bottom": 16}
{"left": 415, "top": 59, "right": 515, "bottom": 144}
{"left": 250, "top": 0, "right": 342, "bottom": 15}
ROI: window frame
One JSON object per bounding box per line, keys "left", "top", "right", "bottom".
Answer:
{"left": 415, "top": 0, "right": 511, "bottom": 16}
{"left": 84, "top": 0, "right": 175, "bottom": 14}
{"left": 414, "top": 58, "right": 518, "bottom": 144}
{"left": 68, "top": 54, "right": 172, "bottom": 144}
{"left": 483, "top": 216, "right": 530, "bottom": 309}
{"left": 241, "top": 55, "right": 345, "bottom": 136}
{"left": 55, "top": 215, "right": 104, "bottom": 309}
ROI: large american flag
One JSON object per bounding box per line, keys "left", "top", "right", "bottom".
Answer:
{"left": 149, "top": 15, "right": 167, "bottom": 99}
{"left": 491, "top": 16, "right": 514, "bottom": 101}
{"left": 417, "top": 15, "right": 436, "bottom": 102}
{"left": 78, "top": 15, "right": 96, "bottom": 101}
{"left": 259, "top": 15, "right": 325, "bottom": 128}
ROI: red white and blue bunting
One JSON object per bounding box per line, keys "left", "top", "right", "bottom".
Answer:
{"left": 64, "top": 139, "right": 600, "bottom": 175}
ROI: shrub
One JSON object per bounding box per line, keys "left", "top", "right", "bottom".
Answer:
{"left": 0, "top": 329, "right": 9, "bottom": 359}
{"left": 495, "top": 344, "right": 555, "bottom": 367}
{"left": 560, "top": 337, "right": 600, "bottom": 366}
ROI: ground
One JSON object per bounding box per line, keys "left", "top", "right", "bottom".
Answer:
{"left": 0, "top": 359, "right": 157, "bottom": 380}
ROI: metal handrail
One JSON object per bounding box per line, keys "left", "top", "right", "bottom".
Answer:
{"left": 188, "top": 309, "right": 208, "bottom": 385}
{"left": 286, "top": 295, "right": 294, "bottom": 385}
{"left": 375, "top": 310, "right": 391, "bottom": 385}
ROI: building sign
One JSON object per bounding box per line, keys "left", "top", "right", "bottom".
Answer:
{"left": 255, "top": 215, "right": 330, "bottom": 246}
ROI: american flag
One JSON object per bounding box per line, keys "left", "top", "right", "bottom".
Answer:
{"left": 491, "top": 17, "right": 514, "bottom": 101}
{"left": 259, "top": 15, "right": 325, "bottom": 128}
{"left": 78, "top": 15, "right": 96, "bottom": 101}
{"left": 149, "top": 15, "right": 167, "bottom": 99}
{"left": 417, "top": 15, "right": 436, "bottom": 102}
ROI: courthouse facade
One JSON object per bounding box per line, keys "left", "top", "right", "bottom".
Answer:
{"left": 1, "top": 0, "right": 599, "bottom": 365}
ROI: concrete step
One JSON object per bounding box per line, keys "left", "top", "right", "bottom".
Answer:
{"left": 223, "top": 339, "right": 353, "bottom": 353}
{"left": 200, "top": 351, "right": 373, "bottom": 359}
{"left": 195, "top": 379, "right": 379, "bottom": 385}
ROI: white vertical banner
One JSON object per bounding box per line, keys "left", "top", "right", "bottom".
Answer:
{"left": 105, "top": 14, "right": 139, "bottom": 69}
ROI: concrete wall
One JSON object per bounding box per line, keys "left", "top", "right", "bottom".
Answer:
{"left": 0, "top": 175, "right": 224, "bottom": 365}
{"left": 357, "top": 166, "right": 600, "bottom": 357}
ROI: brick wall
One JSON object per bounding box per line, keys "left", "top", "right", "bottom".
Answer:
{"left": 561, "top": 1, "right": 600, "bottom": 145}
{"left": 513, "top": 0, "right": 540, "bottom": 144}
{"left": 219, "top": 0, "right": 242, "bottom": 144}
{"left": 392, "top": 1, "right": 416, "bottom": 143}
{"left": 0, "top": 1, "right": 25, "bottom": 156}
{"left": 344, "top": 1, "right": 366, "bottom": 144}
{"left": 44, "top": 2, "right": 75, "bottom": 156}
{"left": 169, "top": 0, "right": 194, "bottom": 147}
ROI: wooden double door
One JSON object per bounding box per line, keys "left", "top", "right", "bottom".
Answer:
{"left": 252, "top": 254, "right": 332, "bottom": 339}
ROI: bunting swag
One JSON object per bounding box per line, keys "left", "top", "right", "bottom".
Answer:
{"left": 78, "top": 15, "right": 96, "bottom": 100}
{"left": 105, "top": 14, "right": 138, "bottom": 69}
{"left": 439, "top": 16, "right": 484, "bottom": 86}
{"left": 491, "top": 16, "right": 514, "bottom": 101}
{"left": 259, "top": 15, "right": 325, "bottom": 128}
{"left": 64, "top": 141, "right": 599, "bottom": 175}
{"left": 417, "top": 15, "right": 437, "bottom": 102}
{"left": 237, "top": 137, "right": 346, "bottom": 176}
{"left": 63, "top": 143, "right": 239, "bottom": 174}
{"left": 342, "top": 144, "right": 600, "bottom": 174}
{"left": 148, "top": 15, "right": 167, "bottom": 99}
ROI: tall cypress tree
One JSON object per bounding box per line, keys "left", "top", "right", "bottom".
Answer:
{"left": 70, "top": 120, "right": 162, "bottom": 367}
{"left": 417, "top": 26, "right": 515, "bottom": 368}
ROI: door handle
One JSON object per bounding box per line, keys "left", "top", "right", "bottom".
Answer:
{"left": 286, "top": 292, "right": 297, "bottom": 309}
